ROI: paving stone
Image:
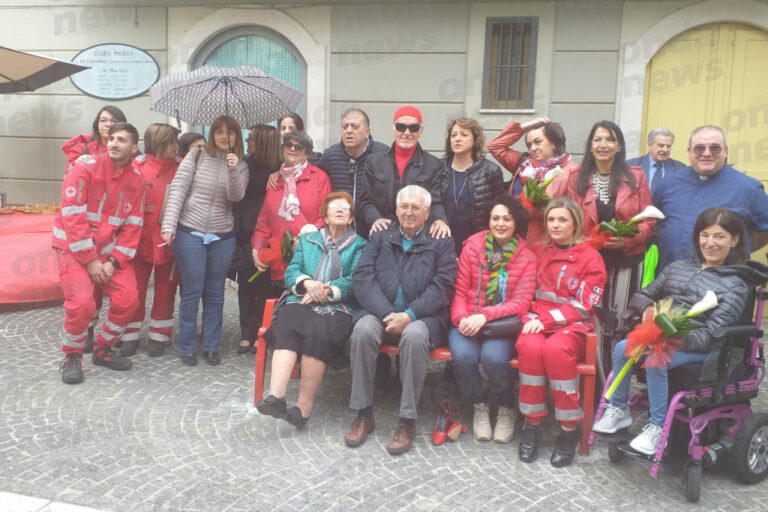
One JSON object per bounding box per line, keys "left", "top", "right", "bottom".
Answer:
{"left": 1, "top": 286, "right": 768, "bottom": 511}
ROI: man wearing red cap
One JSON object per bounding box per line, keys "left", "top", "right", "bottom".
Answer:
{"left": 357, "top": 105, "right": 450, "bottom": 238}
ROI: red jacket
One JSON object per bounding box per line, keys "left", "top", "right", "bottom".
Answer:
{"left": 62, "top": 134, "right": 105, "bottom": 174}
{"left": 451, "top": 231, "right": 538, "bottom": 326}
{"left": 526, "top": 242, "right": 607, "bottom": 333}
{"left": 557, "top": 165, "right": 654, "bottom": 256}
{"left": 251, "top": 163, "right": 331, "bottom": 280}
{"left": 134, "top": 153, "right": 180, "bottom": 264}
{"left": 53, "top": 153, "right": 147, "bottom": 268}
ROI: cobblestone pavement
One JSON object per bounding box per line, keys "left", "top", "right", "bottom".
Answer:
{"left": 1, "top": 287, "right": 767, "bottom": 512}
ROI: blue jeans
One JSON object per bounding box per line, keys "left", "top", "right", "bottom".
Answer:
{"left": 609, "top": 338, "right": 718, "bottom": 425}
{"left": 448, "top": 327, "right": 516, "bottom": 406}
{"left": 172, "top": 230, "right": 236, "bottom": 354}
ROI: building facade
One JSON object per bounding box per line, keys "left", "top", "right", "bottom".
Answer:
{"left": 1, "top": 0, "right": 767, "bottom": 204}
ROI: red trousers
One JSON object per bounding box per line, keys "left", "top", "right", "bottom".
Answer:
{"left": 516, "top": 329, "right": 585, "bottom": 427}
{"left": 58, "top": 252, "right": 138, "bottom": 354}
{"left": 124, "top": 259, "right": 179, "bottom": 344}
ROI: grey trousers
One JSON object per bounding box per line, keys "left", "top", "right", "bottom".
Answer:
{"left": 348, "top": 314, "right": 430, "bottom": 419}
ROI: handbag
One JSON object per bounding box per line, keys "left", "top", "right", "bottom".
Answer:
{"left": 477, "top": 315, "right": 521, "bottom": 340}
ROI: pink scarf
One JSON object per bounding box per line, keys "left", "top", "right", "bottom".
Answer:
{"left": 278, "top": 160, "right": 308, "bottom": 221}
{"left": 516, "top": 152, "right": 572, "bottom": 184}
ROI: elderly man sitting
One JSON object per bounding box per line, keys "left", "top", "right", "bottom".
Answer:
{"left": 345, "top": 185, "right": 457, "bottom": 455}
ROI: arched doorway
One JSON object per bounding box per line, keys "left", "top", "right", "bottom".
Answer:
{"left": 641, "top": 22, "right": 768, "bottom": 183}
{"left": 193, "top": 26, "right": 308, "bottom": 119}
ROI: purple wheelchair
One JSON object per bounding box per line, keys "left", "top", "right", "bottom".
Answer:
{"left": 590, "top": 276, "right": 768, "bottom": 502}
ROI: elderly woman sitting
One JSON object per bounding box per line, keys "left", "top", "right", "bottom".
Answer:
{"left": 256, "top": 191, "right": 366, "bottom": 428}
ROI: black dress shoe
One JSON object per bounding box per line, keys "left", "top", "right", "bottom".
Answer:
{"left": 284, "top": 406, "right": 308, "bottom": 429}
{"left": 518, "top": 420, "right": 540, "bottom": 463}
{"left": 256, "top": 395, "right": 287, "bottom": 418}
{"left": 203, "top": 350, "right": 220, "bottom": 366}
{"left": 237, "top": 341, "right": 252, "bottom": 354}
{"left": 550, "top": 425, "right": 581, "bottom": 468}
{"left": 180, "top": 352, "right": 197, "bottom": 366}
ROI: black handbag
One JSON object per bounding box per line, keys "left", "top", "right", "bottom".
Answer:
{"left": 477, "top": 315, "right": 522, "bottom": 340}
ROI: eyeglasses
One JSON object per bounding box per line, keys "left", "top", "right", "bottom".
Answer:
{"left": 394, "top": 122, "right": 421, "bottom": 133}
{"left": 328, "top": 203, "right": 351, "bottom": 211}
{"left": 99, "top": 118, "right": 115, "bottom": 125}
{"left": 397, "top": 204, "right": 425, "bottom": 213}
{"left": 284, "top": 142, "right": 305, "bottom": 152}
{"left": 691, "top": 144, "right": 724, "bottom": 155}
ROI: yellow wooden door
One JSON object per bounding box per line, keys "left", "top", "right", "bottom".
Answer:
{"left": 642, "top": 23, "right": 768, "bottom": 182}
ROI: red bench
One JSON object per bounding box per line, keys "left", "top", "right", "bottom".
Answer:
{"left": 254, "top": 298, "right": 597, "bottom": 455}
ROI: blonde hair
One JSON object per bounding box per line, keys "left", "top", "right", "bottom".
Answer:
{"left": 143, "top": 123, "right": 179, "bottom": 157}
{"left": 543, "top": 197, "right": 584, "bottom": 245}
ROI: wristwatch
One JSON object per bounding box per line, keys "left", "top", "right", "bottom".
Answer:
{"left": 107, "top": 256, "right": 119, "bottom": 269}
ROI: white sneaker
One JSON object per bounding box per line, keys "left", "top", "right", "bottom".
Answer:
{"left": 630, "top": 423, "right": 664, "bottom": 455}
{"left": 473, "top": 403, "right": 492, "bottom": 441}
{"left": 493, "top": 406, "right": 517, "bottom": 443}
{"left": 592, "top": 403, "right": 633, "bottom": 434}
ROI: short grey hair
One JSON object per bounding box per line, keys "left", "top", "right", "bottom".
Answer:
{"left": 396, "top": 184, "right": 431, "bottom": 207}
{"left": 688, "top": 125, "right": 728, "bottom": 148}
{"left": 282, "top": 130, "right": 313, "bottom": 154}
{"left": 647, "top": 127, "right": 675, "bottom": 144}
{"left": 341, "top": 108, "right": 370, "bottom": 127}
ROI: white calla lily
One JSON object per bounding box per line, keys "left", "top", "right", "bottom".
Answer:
{"left": 630, "top": 205, "right": 665, "bottom": 223}
{"left": 686, "top": 290, "right": 719, "bottom": 317}
{"left": 541, "top": 166, "right": 563, "bottom": 186}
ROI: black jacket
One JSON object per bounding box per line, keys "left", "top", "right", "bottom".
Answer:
{"left": 357, "top": 143, "right": 446, "bottom": 234}
{"left": 440, "top": 156, "right": 505, "bottom": 233}
{"left": 231, "top": 155, "right": 280, "bottom": 274}
{"left": 316, "top": 136, "right": 388, "bottom": 196}
{"left": 352, "top": 221, "right": 457, "bottom": 347}
{"left": 629, "top": 259, "right": 768, "bottom": 352}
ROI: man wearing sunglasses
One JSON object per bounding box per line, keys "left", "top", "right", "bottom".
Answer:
{"left": 653, "top": 125, "right": 768, "bottom": 269}
{"left": 357, "top": 105, "right": 450, "bottom": 239}
{"left": 316, "top": 109, "right": 387, "bottom": 213}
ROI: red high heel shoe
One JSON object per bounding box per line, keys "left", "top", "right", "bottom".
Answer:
{"left": 432, "top": 399, "right": 467, "bottom": 446}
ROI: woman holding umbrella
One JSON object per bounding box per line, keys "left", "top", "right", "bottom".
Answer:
{"left": 62, "top": 105, "right": 127, "bottom": 173}
{"left": 161, "top": 115, "right": 249, "bottom": 367}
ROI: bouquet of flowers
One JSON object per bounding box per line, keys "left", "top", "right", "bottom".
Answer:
{"left": 588, "top": 205, "right": 665, "bottom": 250}
{"left": 249, "top": 225, "right": 318, "bottom": 282}
{"left": 604, "top": 290, "right": 719, "bottom": 399}
{"left": 517, "top": 166, "right": 564, "bottom": 212}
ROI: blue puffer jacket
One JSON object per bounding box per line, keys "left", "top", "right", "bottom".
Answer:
{"left": 283, "top": 229, "right": 366, "bottom": 314}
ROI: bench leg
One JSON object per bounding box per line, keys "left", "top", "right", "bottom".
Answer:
{"left": 253, "top": 299, "right": 276, "bottom": 406}
{"left": 580, "top": 373, "right": 596, "bottom": 455}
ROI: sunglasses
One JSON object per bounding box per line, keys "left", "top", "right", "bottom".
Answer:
{"left": 691, "top": 144, "right": 723, "bottom": 155}
{"left": 284, "top": 142, "right": 305, "bottom": 152}
{"left": 394, "top": 122, "right": 422, "bottom": 133}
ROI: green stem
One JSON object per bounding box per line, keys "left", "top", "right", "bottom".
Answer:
{"left": 604, "top": 358, "right": 636, "bottom": 400}
{"left": 248, "top": 270, "right": 261, "bottom": 283}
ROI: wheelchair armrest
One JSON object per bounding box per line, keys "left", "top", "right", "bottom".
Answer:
{"left": 712, "top": 325, "right": 762, "bottom": 339}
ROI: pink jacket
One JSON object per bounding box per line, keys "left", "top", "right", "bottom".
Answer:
{"left": 557, "top": 165, "right": 654, "bottom": 256}
{"left": 450, "top": 231, "right": 538, "bottom": 326}
{"left": 251, "top": 163, "right": 331, "bottom": 280}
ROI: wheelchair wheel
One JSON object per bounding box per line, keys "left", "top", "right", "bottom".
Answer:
{"left": 683, "top": 462, "right": 701, "bottom": 503}
{"left": 608, "top": 441, "right": 623, "bottom": 463}
{"left": 732, "top": 412, "right": 768, "bottom": 484}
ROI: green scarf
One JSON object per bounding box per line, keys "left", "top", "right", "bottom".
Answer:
{"left": 484, "top": 232, "right": 519, "bottom": 306}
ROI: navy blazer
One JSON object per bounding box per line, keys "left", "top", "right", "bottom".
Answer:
{"left": 626, "top": 153, "right": 686, "bottom": 195}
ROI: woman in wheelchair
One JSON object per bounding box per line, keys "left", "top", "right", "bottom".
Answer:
{"left": 592, "top": 207, "right": 759, "bottom": 455}
{"left": 516, "top": 197, "right": 607, "bottom": 467}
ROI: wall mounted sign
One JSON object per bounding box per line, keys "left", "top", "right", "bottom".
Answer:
{"left": 70, "top": 43, "right": 159, "bottom": 100}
